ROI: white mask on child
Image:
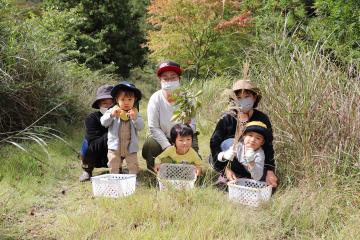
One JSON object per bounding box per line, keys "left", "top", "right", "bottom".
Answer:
{"left": 161, "top": 80, "right": 180, "bottom": 91}
{"left": 100, "top": 107, "right": 108, "bottom": 114}
{"left": 238, "top": 97, "right": 255, "bottom": 113}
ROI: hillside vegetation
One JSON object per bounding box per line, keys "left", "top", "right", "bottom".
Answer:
{"left": 1, "top": 0, "right": 359, "bottom": 239}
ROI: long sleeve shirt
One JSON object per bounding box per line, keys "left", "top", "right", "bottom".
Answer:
{"left": 210, "top": 109, "right": 275, "bottom": 175}
{"left": 147, "top": 90, "right": 196, "bottom": 149}
{"left": 236, "top": 143, "right": 265, "bottom": 181}
{"left": 84, "top": 112, "right": 108, "bottom": 163}
{"left": 100, "top": 107, "right": 144, "bottom": 152}
{"left": 155, "top": 146, "right": 202, "bottom": 165}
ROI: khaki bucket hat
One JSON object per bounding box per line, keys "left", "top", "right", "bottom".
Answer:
{"left": 231, "top": 80, "right": 262, "bottom": 108}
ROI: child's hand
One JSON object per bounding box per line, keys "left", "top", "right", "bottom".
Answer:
{"left": 195, "top": 166, "right": 202, "bottom": 176}
{"left": 111, "top": 105, "right": 121, "bottom": 117}
{"left": 154, "top": 163, "right": 160, "bottom": 173}
{"left": 128, "top": 108, "right": 137, "bottom": 120}
{"left": 244, "top": 148, "right": 255, "bottom": 163}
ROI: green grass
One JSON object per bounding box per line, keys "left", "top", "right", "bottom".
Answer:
{"left": 1, "top": 123, "right": 359, "bottom": 239}
{"left": 1, "top": 44, "right": 360, "bottom": 239}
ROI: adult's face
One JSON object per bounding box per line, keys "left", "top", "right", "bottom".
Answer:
{"left": 235, "top": 90, "right": 256, "bottom": 113}
{"left": 159, "top": 71, "right": 180, "bottom": 92}
{"left": 235, "top": 89, "right": 256, "bottom": 101}
{"left": 160, "top": 71, "right": 180, "bottom": 82}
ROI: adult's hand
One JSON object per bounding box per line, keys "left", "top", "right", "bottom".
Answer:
{"left": 266, "top": 170, "right": 278, "bottom": 187}
{"left": 238, "top": 112, "right": 249, "bottom": 122}
{"left": 195, "top": 166, "right": 202, "bottom": 177}
{"left": 225, "top": 167, "right": 237, "bottom": 181}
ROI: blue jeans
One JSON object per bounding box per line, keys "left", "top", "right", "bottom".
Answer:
{"left": 220, "top": 138, "right": 234, "bottom": 151}
{"left": 80, "top": 139, "right": 88, "bottom": 157}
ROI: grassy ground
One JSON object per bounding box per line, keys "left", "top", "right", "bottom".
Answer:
{"left": 1, "top": 59, "right": 360, "bottom": 239}
{"left": 0, "top": 121, "right": 359, "bottom": 240}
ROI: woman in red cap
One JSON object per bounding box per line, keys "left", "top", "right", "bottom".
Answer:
{"left": 142, "top": 60, "right": 199, "bottom": 171}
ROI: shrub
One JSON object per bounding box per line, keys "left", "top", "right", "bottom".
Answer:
{"left": 0, "top": 2, "right": 115, "bottom": 135}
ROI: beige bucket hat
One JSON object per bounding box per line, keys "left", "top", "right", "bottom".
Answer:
{"left": 231, "top": 79, "right": 262, "bottom": 108}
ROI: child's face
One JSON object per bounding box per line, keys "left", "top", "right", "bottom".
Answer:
{"left": 175, "top": 135, "right": 192, "bottom": 155}
{"left": 243, "top": 131, "right": 264, "bottom": 150}
{"left": 116, "top": 92, "right": 135, "bottom": 111}
{"left": 98, "top": 98, "right": 113, "bottom": 109}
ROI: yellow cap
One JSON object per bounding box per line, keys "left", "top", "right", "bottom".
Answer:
{"left": 245, "top": 121, "right": 267, "bottom": 129}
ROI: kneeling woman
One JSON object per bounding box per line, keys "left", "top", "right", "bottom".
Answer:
{"left": 209, "top": 80, "right": 278, "bottom": 187}
{"left": 142, "top": 60, "right": 199, "bottom": 170}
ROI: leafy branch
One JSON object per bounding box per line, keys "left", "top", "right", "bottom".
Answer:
{"left": 170, "top": 80, "right": 203, "bottom": 124}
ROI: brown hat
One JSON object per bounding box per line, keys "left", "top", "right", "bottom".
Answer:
{"left": 91, "top": 85, "right": 113, "bottom": 109}
{"left": 231, "top": 80, "right": 262, "bottom": 108}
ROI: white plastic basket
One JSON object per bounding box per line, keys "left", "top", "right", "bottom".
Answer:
{"left": 158, "top": 163, "right": 197, "bottom": 190}
{"left": 227, "top": 178, "right": 272, "bottom": 207}
{"left": 91, "top": 174, "right": 136, "bottom": 198}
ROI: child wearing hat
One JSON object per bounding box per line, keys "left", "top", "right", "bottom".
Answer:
{"left": 219, "top": 121, "right": 268, "bottom": 181}
{"left": 100, "top": 81, "right": 144, "bottom": 174}
{"left": 79, "top": 84, "right": 113, "bottom": 182}
{"left": 210, "top": 79, "right": 278, "bottom": 187}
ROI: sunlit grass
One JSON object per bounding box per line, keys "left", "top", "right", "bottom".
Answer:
{"left": 1, "top": 43, "right": 360, "bottom": 239}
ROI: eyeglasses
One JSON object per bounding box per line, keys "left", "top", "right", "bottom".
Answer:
{"left": 160, "top": 76, "right": 179, "bottom": 82}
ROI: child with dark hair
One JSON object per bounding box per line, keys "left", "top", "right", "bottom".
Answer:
{"left": 100, "top": 81, "right": 144, "bottom": 174}
{"left": 154, "top": 123, "right": 202, "bottom": 176}
{"left": 218, "top": 121, "right": 269, "bottom": 181}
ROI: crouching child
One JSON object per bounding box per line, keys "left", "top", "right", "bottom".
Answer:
{"left": 154, "top": 123, "right": 202, "bottom": 176}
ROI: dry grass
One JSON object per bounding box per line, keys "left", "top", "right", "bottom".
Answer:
{"left": 1, "top": 44, "right": 360, "bottom": 239}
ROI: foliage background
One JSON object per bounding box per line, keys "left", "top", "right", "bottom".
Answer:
{"left": 0, "top": 0, "right": 359, "bottom": 239}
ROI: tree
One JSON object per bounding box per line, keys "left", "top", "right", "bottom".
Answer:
{"left": 147, "top": 0, "right": 251, "bottom": 79}
{"left": 47, "top": 0, "right": 148, "bottom": 77}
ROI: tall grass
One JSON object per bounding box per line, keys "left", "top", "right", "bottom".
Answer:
{"left": 246, "top": 43, "right": 360, "bottom": 186}
{"left": 189, "top": 41, "right": 360, "bottom": 189}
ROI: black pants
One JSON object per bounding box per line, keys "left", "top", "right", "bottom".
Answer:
{"left": 81, "top": 147, "right": 108, "bottom": 173}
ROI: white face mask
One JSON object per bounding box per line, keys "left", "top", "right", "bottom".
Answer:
{"left": 238, "top": 97, "right": 255, "bottom": 113}
{"left": 100, "top": 107, "right": 108, "bottom": 114}
{"left": 161, "top": 80, "right": 180, "bottom": 91}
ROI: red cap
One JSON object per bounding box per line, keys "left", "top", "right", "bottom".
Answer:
{"left": 156, "top": 60, "right": 182, "bottom": 77}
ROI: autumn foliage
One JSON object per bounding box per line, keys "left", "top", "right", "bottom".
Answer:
{"left": 147, "top": 0, "right": 252, "bottom": 78}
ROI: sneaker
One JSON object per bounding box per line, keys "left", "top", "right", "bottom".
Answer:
{"left": 79, "top": 171, "right": 92, "bottom": 182}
